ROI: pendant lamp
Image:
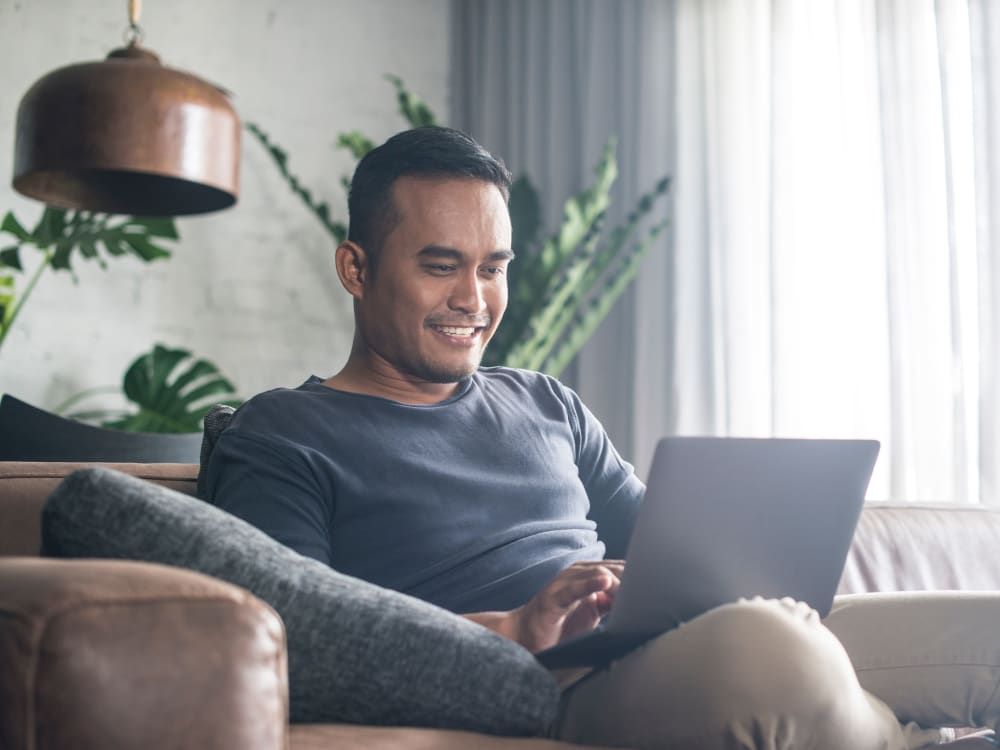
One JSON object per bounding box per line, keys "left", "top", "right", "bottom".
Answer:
{"left": 11, "top": 0, "right": 240, "bottom": 216}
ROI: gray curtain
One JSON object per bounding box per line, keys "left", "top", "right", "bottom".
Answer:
{"left": 451, "top": 0, "right": 677, "bottom": 474}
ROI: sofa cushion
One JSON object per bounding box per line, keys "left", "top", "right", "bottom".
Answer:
{"left": 40, "top": 467, "right": 560, "bottom": 736}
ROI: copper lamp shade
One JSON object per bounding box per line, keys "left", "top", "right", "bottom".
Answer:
{"left": 12, "top": 45, "right": 240, "bottom": 216}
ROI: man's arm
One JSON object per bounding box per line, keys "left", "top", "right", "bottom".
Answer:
{"left": 464, "top": 560, "right": 624, "bottom": 653}
{"left": 565, "top": 389, "right": 645, "bottom": 558}
{"left": 205, "top": 429, "right": 336, "bottom": 565}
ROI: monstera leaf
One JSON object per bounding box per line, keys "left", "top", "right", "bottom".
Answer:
{"left": 101, "top": 344, "right": 241, "bottom": 433}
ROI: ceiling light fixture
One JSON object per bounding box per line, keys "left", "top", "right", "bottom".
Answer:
{"left": 11, "top": 0, "right": 240, "bottom": 216}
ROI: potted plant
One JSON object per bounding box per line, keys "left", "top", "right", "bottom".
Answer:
{"left": 247, "top": 75, "right": 671, "bottom": 377}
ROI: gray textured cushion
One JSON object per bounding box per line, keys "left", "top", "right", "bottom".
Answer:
{"left": 41, "top": 467, "right": 560, "bottom": 735}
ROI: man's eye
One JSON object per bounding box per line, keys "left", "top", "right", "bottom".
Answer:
{"left": 482, "top": 266, "right": 506, "bottom": 276}
{"left": 425, "top": 264, "right": 456, "bottom": 273}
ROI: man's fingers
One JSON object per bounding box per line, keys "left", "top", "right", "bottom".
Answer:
{"left": 566, "top": 559, "right": 625, "bottom": 571}
{"left": 562, "top": 561, "right": 624, "bottom": 577}
{"left": 549, "top": 566, "right": 620, "bottom": 608}
{"left": 563, "top": 561, "right": 624, "bottom": 586}
{"left": 516, "top": 562, "right": 628, "bottom": 651}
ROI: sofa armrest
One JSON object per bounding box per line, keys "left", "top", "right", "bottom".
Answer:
{"left": 0, "top": 557, "right": 288, "bottom": 750}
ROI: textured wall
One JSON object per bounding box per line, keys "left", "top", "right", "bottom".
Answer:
{"left": 0, "top": 0, "right": 450, "bottom": 413}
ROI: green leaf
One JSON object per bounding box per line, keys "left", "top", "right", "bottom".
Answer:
{"left": 544, "top": 219, "right": 670, "bottom": 376}
{"left": 120, "top": 233, "right": 172, "bottom": 262}
{"left": 0, "top": 273, "right": 14, "bottom": 325}
{"left": 488, "top": 139, "right": 621, "bottom": 367}
{"left": 106, "top": 344, "right": 241, "bottom": 433}
{"left": 50, "top": 238, "right": 74, "bottom": 270}
{"left": 32, "top": 207, "right": 68, "bottom": 247}
{"left": 486, "top": 168, "right": 671, "bottom": 373}
{"left": 122, "top": 345, "right": 187, "bottom": 405}
{"left": 78, "top": 237, "right": 98, "bottom": 260}
{"left": 125, "top": 217, "right": 179, "bottom": 239}
{"left": 386, "top": 74, "right": 439, "bottom": 127}
{"left": 0, "top": 247, "right": 22, "bottom": 271}
{"left": 100, "top": 237, "right": 126, "bottom": 257}
{"left": 1, "top": 212, "right": 30, "bottom": 241}
{"left": 500, "top": 212, "right": 607, "bottom": 368}
{"left": 336, "top": 131, "right": 376, "bottom": 160}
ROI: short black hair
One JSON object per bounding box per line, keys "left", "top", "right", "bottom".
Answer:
{"left": 347, "top": 126, "right": 512, "bottom": 270}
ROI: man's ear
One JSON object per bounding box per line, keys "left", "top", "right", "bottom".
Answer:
{"left": 335, "top": 241, "right": 369, "bottom": 299}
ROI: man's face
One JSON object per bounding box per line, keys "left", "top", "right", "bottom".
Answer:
{"left": 356, "top": 176, "right": 513, "bottom": 384}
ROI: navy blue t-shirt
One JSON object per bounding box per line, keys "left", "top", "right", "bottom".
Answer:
{"left": 204, "top": 367, "right": 645, "bottom": 613}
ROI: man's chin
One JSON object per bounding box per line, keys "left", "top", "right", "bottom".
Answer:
{"left": 411, "top": 356, "right": 483, "bottom": 384}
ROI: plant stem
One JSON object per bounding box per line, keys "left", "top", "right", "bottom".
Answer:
{"left": 0, "top": 248, "right": 52, "bottom": 355}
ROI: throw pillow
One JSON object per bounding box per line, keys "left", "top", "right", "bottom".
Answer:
{"left": 41, "top": 467, "right": 560, "bottom": 735}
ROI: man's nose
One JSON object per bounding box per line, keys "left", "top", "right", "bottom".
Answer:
{"left": 449, "top": 271, "right": 486, "bottom": 313}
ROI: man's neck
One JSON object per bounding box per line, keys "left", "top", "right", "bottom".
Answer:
{"left": 322, "top": 359, "right": 463, "bottom": 405}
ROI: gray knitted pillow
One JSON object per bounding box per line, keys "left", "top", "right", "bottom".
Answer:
{"left": 41, "top": 467, "right": 560, "bottom": 735}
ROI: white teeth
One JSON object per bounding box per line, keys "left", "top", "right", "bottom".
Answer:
{"left": 436, "top": 326, "right": 476, "bottom": 336}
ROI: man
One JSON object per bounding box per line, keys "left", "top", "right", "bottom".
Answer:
{"left": 206, "top": 126, "right": 1000, "bottom": 749}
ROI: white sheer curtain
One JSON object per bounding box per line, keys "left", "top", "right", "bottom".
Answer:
{"left": 673, "top": 0, "right": 999, "bottom": 502}
{"left": 452, "top": 0, "right": 1000, "bottom": 503}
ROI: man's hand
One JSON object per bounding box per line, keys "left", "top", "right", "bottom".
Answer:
{"left": 465, "top": 560, "right": 624, "bottom": 653}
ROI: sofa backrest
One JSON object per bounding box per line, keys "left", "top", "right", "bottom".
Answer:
{"left": 5, "top": 460, "right": 1000, "bottom": 597}
{"left": 0, "top": 462, "right": 198, "bottom": 557}
{"left": 838, "top": 501, "right": 1000, "bottom": 593}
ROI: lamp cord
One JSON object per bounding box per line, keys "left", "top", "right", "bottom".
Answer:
{"left": 125, "top": 0, "right": 144, "bottom": 46}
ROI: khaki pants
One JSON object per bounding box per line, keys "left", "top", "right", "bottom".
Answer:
{"left": 557, "top": 593, "right": 1000, "bottom": 749}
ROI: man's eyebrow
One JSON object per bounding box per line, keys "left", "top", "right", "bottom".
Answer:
{"left": 416, "top": 246, "right": 516, "bottom": 262}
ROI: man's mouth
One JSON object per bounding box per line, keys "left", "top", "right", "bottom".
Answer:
{"left": 434, "top": 325, "right": 477, "bottom": 336}
{"left": 428, "top": 321, "right": 490, "bottom": 339}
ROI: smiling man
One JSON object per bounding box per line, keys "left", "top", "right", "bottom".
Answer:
{"left": 207, "top": 127, "right": 639, "bottom": 644}
{"left": 205, "top": 127, "right": 1000, "bottom": 750}
{"left": 327, "top": 174, "right": 513, "bottom": 400}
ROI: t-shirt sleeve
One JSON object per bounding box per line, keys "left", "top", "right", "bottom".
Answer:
{"left": 203, "top": 428, "right": 335, "bottom": 565}
{"left": 561, "top": 384, "right": 645, "bottom": 559}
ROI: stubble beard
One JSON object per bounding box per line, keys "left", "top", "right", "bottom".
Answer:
{"left": 406, "top": 350, "right": 485, "bottom": 383}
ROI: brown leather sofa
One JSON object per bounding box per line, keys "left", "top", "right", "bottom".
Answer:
{"left": 1, "top": 460, "right": 998, "bottom": 750}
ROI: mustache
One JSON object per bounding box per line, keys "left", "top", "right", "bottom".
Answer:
{"left": 425, "top": 315, "right": 492, "bottom": 328}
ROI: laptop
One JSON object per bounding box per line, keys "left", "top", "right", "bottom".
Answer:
{"left": 535, "top": 436, "right": 879, "bottom": 669}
